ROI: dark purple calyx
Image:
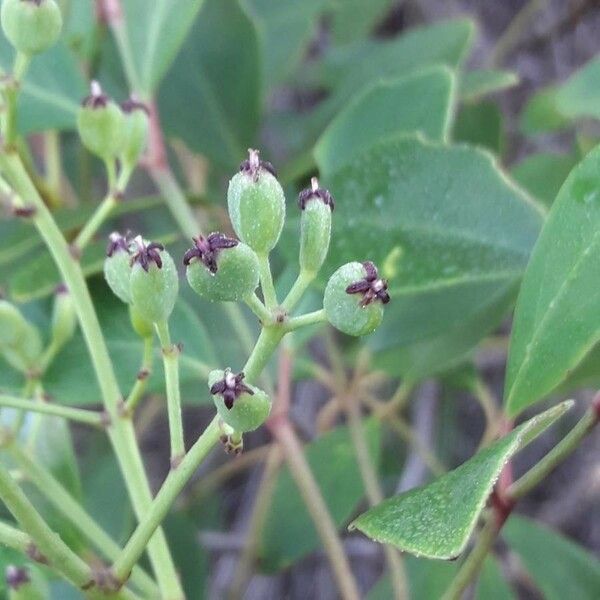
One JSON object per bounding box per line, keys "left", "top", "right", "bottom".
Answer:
{"left": 5, "top": 565, "right": 29, "bottom": 590}
{"left": 121, "top": 95, "right": 150, "bottom": 114}
{"left": 210, "top": 369, "right": 253, "bottom": 409}
{"left": 106, "top": 231, "right": 132, "bottom": 257}
{"left": 298, "top": 177, "right": 335, "bottom": 211}
{"left": 346, "top": 261, "right": 390, "bottom": 307}
{"left": 182, "top": 232, "right": 238, "bottom": 273}
{"left": 130, "top": 236, "right": 164, "bottom": 271}
{"left": 22, "top": 0, "right": 43, "bottom": 5}
{"left": 239, "top": 148, "right": 276, "bottom": 183}
{"left": 82, "top": 80, "right": 110, "bottom": 109}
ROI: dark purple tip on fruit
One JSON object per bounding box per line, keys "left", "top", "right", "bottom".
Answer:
{"left": 183, "top": 232, "right": 238, "bottom": 273}
{"left": 130, "top": 236, "right": 164, "bottom": 271}
{"left": 106, "top": 232, "right": 131, "bottom": 257}
{"left": 82, "top": 81, "right": 110, "bottom": 109}
{"left": 346, "top": 261, "right": 390, "bottom": 306}
{"left": 55, "top": 283, "right": 68, "bottom": 295}
{"left": 5, "top": 565, "right": 29, "bottom": 590}
{"left": 121, "top": 95, "right": 150, "bottom": 114}
{"left": 239, "top": 148, "right": 276, "bottom": 182}
{"left": 210, "top": 369, "right": 254, "bottom": 410}
{"left": 298, "top": 177, "right": 335, "bottom": 211}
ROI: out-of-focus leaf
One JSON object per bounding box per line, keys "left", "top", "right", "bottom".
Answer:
{"left": 504, "top": 515, "right": 600, "bottom": 600}
{"left": 460, "top": 69, "right": 518, "bottom": 102}
{"left": 328, "top": 0, "right": 393, "bottom": 45}
{"left": 259, "top": 420, "right": 380, "bottom": 571}
{"left": 159, "top": 0, "right": 261, "bottom": 171}
{"left": 43, "top": 280, "right": 217, "bottom": 405}
{"left": 367, "top": 555, "right": 458, "bottom": 599}
{"left": 121, "top": 0, "right": 206, "bottom": 93}
{"left": 512, "top": 152, "right": 577, "bottom": 208}
{"left": 454, "top": 100, "right": 504, "bottom": 155}
{"left": 475, "top": 556, "right": 515, "bottom": 600}
{"left": 505, "top": 144, "right": 600, "bottom": 416}
{"left": 520, "top": 87, "right": 568, "bottom": 135}
{"left": 313, "top": 135, "right": 543, "bottom": 380}
{"left": 350, "top": 402, "right": 571, "bottom": 559}
{"left": 242, "top": 0, "right": 326, "bottom": 88}
{"left": 0, "top": 40, "right": 86, "bottom": 134}
{"left": 315, "top": 67, "right": 455, "bottom": 175}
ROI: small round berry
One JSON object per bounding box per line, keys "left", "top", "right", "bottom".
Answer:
{"left": 299, "top": 177, "right": 334, "bottom": 274}
{"left": 227, "top": 149, "right": 285, "bottom": 253}
{"left": 1, "top": 0, "right": 62, "bottom": 56}
{"left": 324, "top": 261, "right": 389, "bottom": 336}
{"left": 77, "top": 81, "right": 125, "bottom": 161}
{"left": 50, "top": 284, "right": 77, "bottom": 349}
{"left": 129, "top": 304, "right": 154, "bottom": 338}
{"left": 103, "top": 232, "right": 133, "bottom": 304}
{"left": 129, "top": 237, "right": 178, "bottom": 324}
{"left": 209, "top": 369, "right": 271, "bottom": 433}
{"left": 120, "top": 96, "right": 149, "bottom": 171}
{"left": 184, "top": 233, "right": 259, "bottom": 302}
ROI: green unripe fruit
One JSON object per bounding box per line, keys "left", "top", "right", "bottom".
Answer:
{"left": 299, "top": 178, "right": 334, "bottom": 273}
{"left": 77, "top": 81, "right": 125, "bottom": 160}
{"left": 0, "top": 299, "right": 26, "bottom": 346}
{"left": 120, "top": 97, "right": 149, "bottom": 170}
{"left": 1, "top": 0, "right": 62, "bottom": 56}
{"left": 129, "top": 238, "right": 178, "bottom": 324}
{"left": 227, "top": 149, "right": 285, "bottom": 253}
{"left": 324, "top": 261, "right": 390, "bottom": 337}
{"left": 209, "top": 369, "right": 271, "bottom": 433}
{"left": 104, "top": 232, "right": 133, "bottom": 304}
{"left": 184, "top": 233, "right": 259, "bottom": 302}
{"left": 129, "top": 304, "right": 154, "bottom": 338}
{"left": 50, "top": 284, "right": 76, "bottom": 349}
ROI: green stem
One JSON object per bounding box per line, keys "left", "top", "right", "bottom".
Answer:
{"left": 257, "top": 253, "right": 278, "bottom": 310}
{"left": 508, "top": 405, "right": 599, "bottom": 500}
{"left": 7, "top": 443, "right": 159, "bottom": 599}
{"left": 243, "top": 327, "right": 285, "bottom": 383}
{"left": 44, "top": 131, "right": 62, "bottom": 205}
{"left": 441, "top": 513, "right": 498, "bottom": 600}
{"left": 124, "top": 336, "right": 154, "bottom": 415}
{"left": 3, "top": 52, "right": 30, "bottom": 147}
{"left": 155, "top": 321, "right": 185, "bottom": 467}
{"left": 0, "top": 520, "right": 32, "bottom": 554}
{"left": 0, "top": 152, "right": 184, "bottom": 599}
{"left": 285, "top": 309, "right": 326, "bottom": 332}
{"left": 0, "top": 395, "right": 103, "bottom": 427}
{"left": 244, "top": 293, "right": 272, "bottom": 324}
{"left": 112, "top": 416, "right": 221, "bottom": 583}
{"left": 281, "top": 269, "right": 315, "bottom": 312}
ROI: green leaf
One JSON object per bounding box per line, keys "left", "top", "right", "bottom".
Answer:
{"left": 121, "top": 0, "right": 206, "bottom": 93}
{"left": 460, "top": 69, "right": 518, "bottom": 102}
{"left": 43, "top": 280, "right": 217, "bottom": 406}
{"left": 349, "top": 402, "right": 571, "bottom": 559}
{"left": 512, "top": 152, "right": 577, "bottom": 208}
{"left": 454, "top": 100, "right": 504, "bottom": 155}
{"left": 328, "top": 0, "right": 394, "bottom": 45}
{"left": 159, "top": 0, "right": 261, "bottom": 171}
{"left": 259, "top": 420, "right": 380, "bottom": 571}
{"left": 0, "top": 41, "right": 86, "bottom": 134}
{"left": 315, "top": 67, "right": 456, "bottom": 175}
{"left": 505, "top": 143, "right": 600, "bottom": 416}
{"left": 520, "top": 87, "right": 568, "bottom": 135}
{"left": 315, "top": 135, "right": 542, "bottom": 380}
{"left": 504, "top": 515, "right": 600, "bottom": 600}
{"left": 475, "top": 556, "right": 515, "bottom": 600}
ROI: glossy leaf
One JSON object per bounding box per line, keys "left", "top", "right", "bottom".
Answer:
{"left": 350, "top": 402, "right": 571, "bottom": 559}
{"left": 512, "top": 152, "right": 577, "bottom": 208}
{"left": 259, "top": 420, "right": 380, "bottom": 572}
{"left": 505, "top": 144, "right": 600, "bottom": 416}
{"left": 315, "top": 67, "right": 456, "bottom": 175}
{"left": 504, "top": 515, "right": 600, "bottom": 600}
{"left": 314, "top": 135, "right": 542, "bottom": 380}
{"left": 121, "top": 0, "right": 206, "bottom": 93}
{"left": 475, "top": 556, "right": 515, "bottom": 600}
{"left": 159, "top": 0, "right": 261, "bottom": 171}
{"left": 0, "top": 41, "right": 86, "bottom": 134}
{"left": 460, "top": 69, "right": 518, "bottom": 102}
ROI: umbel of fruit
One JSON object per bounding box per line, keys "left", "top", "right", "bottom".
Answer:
{"left": 208, "top": 369, "right": 271, "bottom": 433}
{"left": 184, "top": 232, "right": 259, "bottom": 302}
{"left": 77, "top": 81, "right": 125, "bottom": 161}
{"left": 227, "top": 149, "right": 286, "bottom": 253}
{"left": 324, "top": 261, "right": 390, "bottom": 336}
{"left": 298, "top": 177, "right": 334, "bottom": 274}
{"left": 129, "top": 236, "right": 179, "bottom": 324}
{"left": 1, "top": 0, "right": 62, "bottom": 56}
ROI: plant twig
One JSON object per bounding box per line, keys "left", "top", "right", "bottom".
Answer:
{"left": 123, "top": 336, "right": 154, "bottom": 415}
{"left": 257, "top": 253, "right": 278, "bottom": 310}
